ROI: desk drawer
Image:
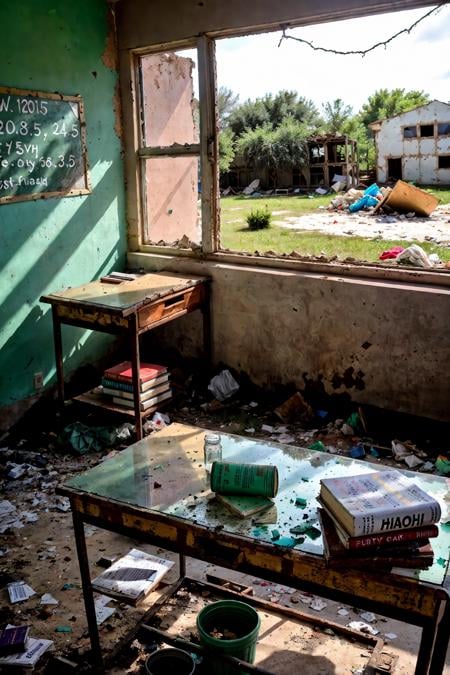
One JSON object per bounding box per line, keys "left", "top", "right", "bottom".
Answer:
{"left": 138, "top": 284, "right": 204, "bottom": 329}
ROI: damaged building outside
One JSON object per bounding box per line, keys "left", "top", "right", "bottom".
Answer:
{"left": 369, "top": 100, "right": 450, "bottom": 185}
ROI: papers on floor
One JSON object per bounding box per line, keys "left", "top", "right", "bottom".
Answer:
{"left": 91, "top": 548, "right": 174, "bottom": 605}
{"left": 7, "top": 582, "right": 36, "bottom": 603}
{"left": 94, "top": 594, "right": 116, "bottom": 625}
{"left": 0, "top": 625, "right": 53, "bottom": 669}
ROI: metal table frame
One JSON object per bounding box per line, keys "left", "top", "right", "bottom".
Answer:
{"left": 59, "top": 484, "right": 450, "bottom": 675}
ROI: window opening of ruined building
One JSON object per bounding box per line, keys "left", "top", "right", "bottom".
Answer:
{"left": 214, "top": 6, "right": 450, "bottom": 271}
{"left": 403, "top": 126, "right": 418, "bottom": 139}
{"left": 438, "top": 122, "right": 450, "bottom": 136}
{"left": 420, "top": 124, "right": 434, "bottom": 137}
{"left": 138, "top": 47, "right": 201, "bottom": 248}
{"left": 438, "top": 155, "right": 450, "bottom": 169}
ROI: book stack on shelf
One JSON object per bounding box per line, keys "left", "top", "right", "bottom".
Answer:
{"left": 100, "top": 361, "right": 171, "bottom": 412}
{"left": 318, "top": 469, "right": 441, "bottom": 571}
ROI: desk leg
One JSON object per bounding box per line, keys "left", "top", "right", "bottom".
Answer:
{"left": 179, "top": 553, "right": 186, "bottom": 577}
{"left": 72, "top": 510, "right": 104, "bottom": 671}
{"left": 52, "top": 306, "right": 65, "bottom": 411}
{"left": 201, "top": 290, "right": 212, "bottom": 366}
{"left": 428, "top": 596, "right": 450, "bottom": 675}
{"left": 129, "top": 315, "right": 143, "bottom": 441}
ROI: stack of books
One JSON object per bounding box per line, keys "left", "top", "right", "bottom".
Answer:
{"left": 318, "top": 469, "right": 441, "bottom": 570}
{"left": 100, "top": 361, "right": 171, "bottom": 412}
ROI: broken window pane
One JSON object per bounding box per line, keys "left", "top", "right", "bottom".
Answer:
{"left": 140, "top": 51, "right": 199, "bottom": 147}
{"left": 438, "top": 123, "right": 450, "bottom": 136}
{"left": 420, "top": 124, "right": 434, "bottom": 137}
{"left": 142, "top": 156, "right": 201, "bottom": 246}
{"left": 438, "top": 155, "right": 450, "bottom": 169}
{"left": 403, "top": 126, "right": 417, "bottom": 139}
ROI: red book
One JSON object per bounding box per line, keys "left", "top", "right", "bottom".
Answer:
{"left": 103, "top": 361, "right": 167, "bottom": 384}
{"left": 319, "top": 506, "right": 438, "bottom": 553}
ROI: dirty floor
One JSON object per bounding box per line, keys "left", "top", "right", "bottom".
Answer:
{"left": 1, "top": 385, "right": 449, "bottom": 674}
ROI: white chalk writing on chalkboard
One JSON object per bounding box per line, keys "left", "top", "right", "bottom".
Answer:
{"left": 0, "top": 86, "right": 91, "bottom": 204}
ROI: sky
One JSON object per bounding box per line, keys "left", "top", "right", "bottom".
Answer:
{"left": 214, "top": 4, "right": 450, "bottom": 114}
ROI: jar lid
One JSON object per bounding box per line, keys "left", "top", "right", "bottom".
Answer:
{"left": 204, "top": 433, "right": 220, "bottom": 443}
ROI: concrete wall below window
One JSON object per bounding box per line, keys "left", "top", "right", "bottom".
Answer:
{"left": 129, "top": 252, "right": 450, "bottom": 423}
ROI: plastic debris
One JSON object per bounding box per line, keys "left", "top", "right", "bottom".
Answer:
{"left": 391, "top": 440, "right": 410, "bottom": 460}
{"left": 359, "top": 611, "right": 376, "bottom": 623}
{"left": 404, "top": 454, "right": 423, "bottom": 468}
{"left": 40, "top": 593, "right": 59, "bottom": 605}
{"left": 271, "top": 529, "right": 280, "bottom": 540}
{"left": 350, "top": 444, "right": 365, "bottom": 459}
{"left": 384, "top": 632, "right": 398, "bottom": 640}
{"left": 208, "top": 370, "right": 239, "bottom": 401}
{"left": 295, "top": 497, "right": 307, "bottom": 508}
{"left": 55, "top": 626, "right": 72, "bottom": 633}
{"left": 308, "top": 441, "right": 325, "bottom": 451}
{"left": 396, "top": 244, "right": 432, "bottom": 268}
{"left": 62, "top": 422, "right": 117, "bottom": 454}
{"left": 337, "top": 607, "right": 349, "bottom": 616}
{"left": 274, "top": 392, "right": 313, "bottom": 423}
{"left": 379, "top": 245, "right": 404, "bottom": 260}
{"left": 347, "top": 621, "right": 379, "bottom": 636}
{"left": 435, "top": 455, "right": 450, "bottom": 475}
{"left": 341, "top": 423, "right": 354, "bottom": 436}
{"left": 310, "top": 597, "right": 327, "bottom": 611}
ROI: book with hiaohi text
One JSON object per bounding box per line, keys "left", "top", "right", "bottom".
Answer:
{"left": 318, "top": 508, "right": 434, "bottom": 570}
{"left": 321, "top": 504, "right": 439, "bottom": 551}
{"left": 319, "top": 470, "right": 441, "bottom": 537}
{"left": 103, "top": 361, "right": 167, "bottom": 384}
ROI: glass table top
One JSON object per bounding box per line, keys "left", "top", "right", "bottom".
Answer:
{"left": 64, "top": 423, "right": 450, "bottom": 586}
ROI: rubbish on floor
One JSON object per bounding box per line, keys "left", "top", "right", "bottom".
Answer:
{"left": 274, "top": 391, "right": 313, "bottom": 423}
{"left": 0, "top": 625, "right": 30, "bottom": 655}
{"left": 0, "top": 626, "right": 53, "bottom": 668}
{"left": 435, "top": 455, "right": 450, "bottom": 475}
{"left": 40, "top": 593, "right": 59, "bottom": 605}
{"left": 91, "top": 548, "right": 174, "bottom": 605}
{"left": 347, "top": 621, "right": 380, "bottom": 636}
{"left": 375, "top": 180, "right": 439, "bottom": 217}
{"left": 396, "top": 244, "right": 432, "bottom": 267}
{"left": 243, "top": 179, "right": 260, "bottom": 195}
{"left": 62, "top": 422, "right": 117, "bottom": 454}
{"left": 359, "top": 611, "right": 376, "bottom": 623}
{"left": 7, "top": 581, "right": 36, "bottom": 603}
{"left": 310, "top": 597, "right": 327, "bottom": 611}
{"left": 379, "top": 246, "right": 405, "bottom": 260}
{"left": 208, "top": 370, "right": 239, "bottom": 401}
{"left": 94, "top": 595, "right": 116, "bottom": 625}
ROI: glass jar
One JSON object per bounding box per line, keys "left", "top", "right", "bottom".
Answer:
{"left": 203, "top": 433, "right": 222, "bottom": 473}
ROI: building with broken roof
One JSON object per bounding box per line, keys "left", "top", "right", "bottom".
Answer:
{"left": 222, "top": 134, "right": 359, "bottom": 191}
{"left": 369, "top": 100, "right": 450, "bottom": 185}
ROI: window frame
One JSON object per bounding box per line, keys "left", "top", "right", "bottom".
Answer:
{"left": 124, "top": 33, "right": 450, "bottom": 287}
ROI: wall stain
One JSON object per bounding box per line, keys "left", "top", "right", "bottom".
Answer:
{"left": 331, "top": 367, "right": 365, "bottom": 391}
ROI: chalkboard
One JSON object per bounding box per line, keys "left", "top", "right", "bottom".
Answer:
{"left": 0, "top": 86, "right": 91, "bottom": 204}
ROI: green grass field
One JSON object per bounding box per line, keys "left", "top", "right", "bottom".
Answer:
{"left": 219, "top": 188, "right": 450, "bottom": 263}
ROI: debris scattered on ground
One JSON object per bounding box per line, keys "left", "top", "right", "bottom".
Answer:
{"left": 275, "top": 392, "right": 313, "bottom": 424}
{"left": 347, "top": 621, "right": 380, "bottom": 636}
{"left": 208, "top": 370, "right": 240, "bottom": 401}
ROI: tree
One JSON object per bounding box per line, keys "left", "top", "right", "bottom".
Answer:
{"left": 218, "top": 87, "right": 239, "bottom": 126}
{"left": 322, "top": 99, "right": 353, "bottom": 135}
{"left": 218, "top": 127, "right": 235, "bottom": 173}
{"left": 237, "top": 118, "right": 308, "bottom": 186}
{"left": 228, "top": 90, "right": 320, "bottom": 137}
{"left": 359, "top": 88, "right": 430, "bottom": 128}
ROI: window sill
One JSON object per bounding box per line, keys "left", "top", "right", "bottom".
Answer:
{"left": 132, "top": 245, "right": 450, "bottom": 289}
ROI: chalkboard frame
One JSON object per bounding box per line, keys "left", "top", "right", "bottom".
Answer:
{"left": 0, "top": 85, "right": 91, "bottom": 204}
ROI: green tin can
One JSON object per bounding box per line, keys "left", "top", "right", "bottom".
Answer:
{"left": 210, "top": 461, "right": 279, "bottom": 498}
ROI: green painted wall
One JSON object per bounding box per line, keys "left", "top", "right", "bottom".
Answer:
{"left": 0, "top": 0, "right": 126, "bottom": 409}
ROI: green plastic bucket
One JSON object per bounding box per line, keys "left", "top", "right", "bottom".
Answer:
{"left": 144, "top": 648, "right": 195, "bottom": 675}
{"left": 196, "top": 600, "right": 260, "bottom": 675}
